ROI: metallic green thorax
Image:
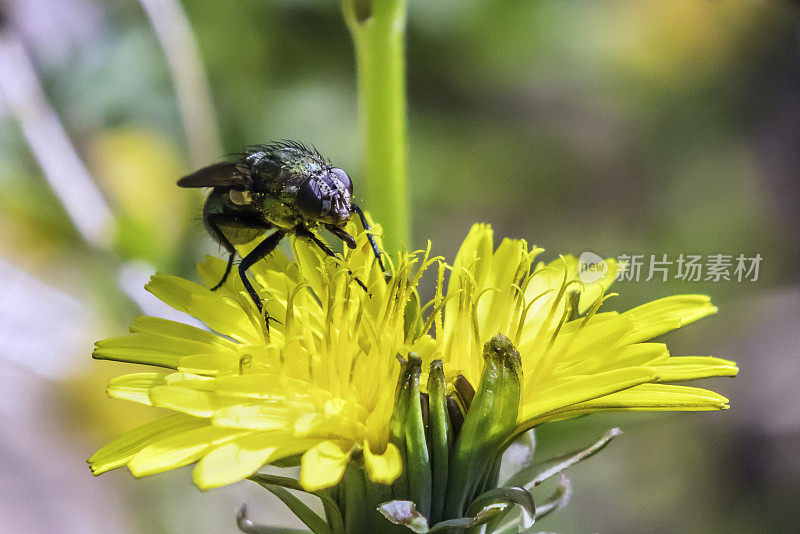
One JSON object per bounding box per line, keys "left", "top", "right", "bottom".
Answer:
{"left": 231, "top": 143, "right": 332, "bottom": 232}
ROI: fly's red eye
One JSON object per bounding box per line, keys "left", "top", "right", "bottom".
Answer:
{"left": 330, "top": 168, "right": 353, "bottom": 195}
{"left": 296, "top": 178, "right": 323, "bottom": 218}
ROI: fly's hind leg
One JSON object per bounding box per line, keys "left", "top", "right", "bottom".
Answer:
{"left": 204, "top": 213, "right": 238, "bottom": 291}
{"left": 204, "top": 212, "right": 271, "bottom": 291}
{"left": 211, "top": 254, "right": 235, "bottom": 291}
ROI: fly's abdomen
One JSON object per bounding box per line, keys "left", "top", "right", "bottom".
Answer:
{"left": 203, "top": 188, "right": 269, "bottom": 246}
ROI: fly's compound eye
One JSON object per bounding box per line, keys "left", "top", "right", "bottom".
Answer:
{"left": 296, "top": 179, "right": 323, "bottom": 218}
{"left": 229, "top": 189, "right": 254, "bottom": 206}
{"left": 330, "top": 168, "right": 353, "bottom": 196}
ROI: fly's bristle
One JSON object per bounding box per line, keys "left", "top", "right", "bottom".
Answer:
{"left": 245, "top": 140, "right": 331, "bottom": 168}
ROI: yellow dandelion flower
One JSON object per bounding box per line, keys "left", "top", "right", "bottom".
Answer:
{"left": 434, "top": 224, "right": 736, "bottom": 434}
{"left": 89, "top": 221, "right": 736, "bottom": 525}
{"left": 91, "top": 223, "right": 414, "bottom": 491}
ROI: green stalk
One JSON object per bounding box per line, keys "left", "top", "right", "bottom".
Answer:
{"left": 342, "top": 0, "right": 410, "bottom": 253}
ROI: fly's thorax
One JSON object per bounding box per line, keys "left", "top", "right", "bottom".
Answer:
{"left": 262, "top": 193, "right": 305, "bottom": 229}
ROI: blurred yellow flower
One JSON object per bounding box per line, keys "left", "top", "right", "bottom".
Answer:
{"left": 89, "top": 222, "right": 736, "bottom": 491}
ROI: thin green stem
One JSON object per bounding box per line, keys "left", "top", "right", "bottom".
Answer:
{"left": 343, "top": 0, "right": 409, "bottom": 253}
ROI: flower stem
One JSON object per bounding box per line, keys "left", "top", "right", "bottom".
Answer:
{"left": 342, "top": 0, "right": 409, "bottom": 253}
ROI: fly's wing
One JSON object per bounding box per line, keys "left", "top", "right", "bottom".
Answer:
{"left": 177, "top": 162, "right": 251, "bottom": 190}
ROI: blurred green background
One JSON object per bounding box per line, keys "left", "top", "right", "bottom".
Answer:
{"left": 1, "top": 0, "right": 798, "bottom": 532}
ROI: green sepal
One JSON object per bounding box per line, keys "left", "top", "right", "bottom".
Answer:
{"left": 465, "top": 486, "right": 535, "bottom": 530}
{"left": 377, "top": 500, "right": 429, "bottom": 533}
{"left": 474, "top": 452, "right": 503, "bottom": 499}
{"left": 504, "top": 427, "right": 621, "bottom": 489}
{"left": 377, "top": 488, "right": 533, "bottom": 533}
{"left": 443, "top": 334, "right": 522, "bottom": 519}
{"left": 341, "top": 462, "right": 370, "bottom": 534}
{"left": 270, "top": 453, "right": 302, "bottom": 468}
{"left": 318, "top": 489, "right": 346, "bottom": 534}
{"left": 533, "top": 474, "right": 571, "bottom": 520}
{"left": 236, "top": 504, "right": 310, "bottom": 533}
{"left": 253, "top": 483, "right": 332, "bottom": 534}
{"left": 488, "top": 475, "right": 572, "bottom": 532}
{"left": 426, "top": 360, "right": 451, "bottom": 524}
{"left": 389, "top": 357, "right": 412, "bottom": 499}
{"left": 248, "top": 474, "right": 344, "bottom": 534}
{"left": 393, "top": 355, "right": 432, "bottom": 517}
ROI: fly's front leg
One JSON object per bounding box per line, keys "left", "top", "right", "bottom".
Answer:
{"left": 297, "top": 226, "right": 369, "bottom": 293}
{"left": 350, "top": 204, "right": 387, "bottom": 275}
{"left": 238, "top": 230, "right": 287, "bottom": 329}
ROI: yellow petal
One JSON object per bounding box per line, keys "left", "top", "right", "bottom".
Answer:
{"left": 128, "top": 425, "right": 245, "bottom": 477}
{"left": 363, "top": 441, "right": 402, "bottom": 485}
{"left": 560, "top": 383, "right": 731, "bottom": 414}
{"left": 551, "top": 342, "right": 668, "bottom": 377}
{"left": 521, "top": 368, "right": 657, "bottom": 425}
{"left": 651, "top": 356, "right": 739, "bottom": 382}
{"left": 299, "top": 440, "right": 351, "bottom": 491}
{"left": 107, "top": 373, "right": 167, "bottom": 405}
{"left": 444, "top": 224, "right": 494, "bottom": 334}
{"left": 93, "top": 338, "right": 181, "bottom": 368}
{"left": 193, "top": 432, "right": 317, "bottom": 489}
{"left": 213, "top": 373, "right": 312, "bottom": 399}
{"left": 478, "top": 238, "right": 527, "bottom": 335}
{"left": 131, "top": 316, "right": 236, "bottom": 349}
{"left": 212, "top": 403, "right": 302, "bottom": 430}
{"left": 88, "top": 414, "right": 205, "bottom": 475}
{"left": 145, "top": 274, "right": 261, "bottom": 343}
{"left": 148, "top": 385, "right": 241, "bottom": 417}
{"left": 94, "top": 318, "right": 239, "bottom": 368}
{"left": 622, "top": 295, "right": 717, "bottom": 344}
{"left": 291, "top": 237, "right": 326, "bottom": 301}
{"left": 178, "top": 353, "right": 241, "bottom": 375}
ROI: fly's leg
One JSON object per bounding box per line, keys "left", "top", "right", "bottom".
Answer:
{"left": 204, "top": 212, "right": 272, "bottom": 291}
{"left": 238, "top": 230, "right": 287, "bottom": 329}
{"left": 296, "top": 226, "right": 369, "bottom": 293}
{"left": 211, "top": 254, "right": 236, "bottom": 291}
{"left": 350, "top": 204, "right": 387, "bottom": 275}
{"left": 204, "top": 213, "right": 238, "bottom": 290}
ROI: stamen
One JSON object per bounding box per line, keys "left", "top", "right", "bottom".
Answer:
{"left": 512, "top": 289, "right": 555, "bottom": 347}
{"left": 284, "top": 282, "right": 310, "bottom": 340}
{"left": 419, "top": 288, "right": 465, "bottom": 341}
{"left": 434, "top": 261, "right": 447, "bottom": 338}
{"left": 472, "top": 287, "right": 499, "bottom": 347}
